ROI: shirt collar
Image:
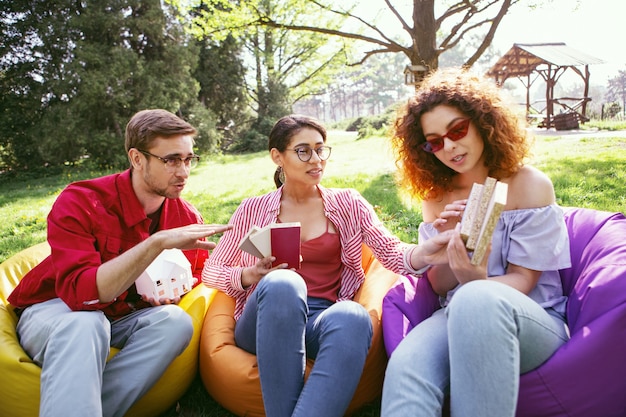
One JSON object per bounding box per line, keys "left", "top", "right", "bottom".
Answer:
{"left": 317, "top": 185, "right": 339, "bottom": 214}
{"left": 117, "top": 169, "right": 150, "bottom": 227}
{"left": 271, "top": 184, "right": 338, "bottom": 216}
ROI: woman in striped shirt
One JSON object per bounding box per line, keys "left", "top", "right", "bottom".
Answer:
{"left": 202, "top": 114, "right": 452, "bottom": 417}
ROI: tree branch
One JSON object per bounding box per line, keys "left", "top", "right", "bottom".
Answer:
{"left": 465, "top": 0, "right": 519, "bottom": 66}
{"left": 437, "top": 0, "right": 520, "bottom": 63}
{"left": 255, "top": 15, "right": 409, "bottom": 59}
{"left": 382, "top": 0, "right": 413, "bottom": 35}
{"left": 307, "top": 0, "right": 406, "bottom": 47}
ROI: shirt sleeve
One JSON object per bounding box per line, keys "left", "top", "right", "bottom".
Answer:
{"left": 494, "top": 204, "right": 571, "bottom": 274}
{"left": 47, "top": 186, "right": 112, "bottom": 311}
{"left": 201, "top": 198, "right": 260, "bottom": 297}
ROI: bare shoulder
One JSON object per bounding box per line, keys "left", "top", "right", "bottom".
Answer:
{"left": 422, "top": 199, "right": 443, "bottom": 223}
{"left": 504, "top": 165, "right": 556, "bottom": 210}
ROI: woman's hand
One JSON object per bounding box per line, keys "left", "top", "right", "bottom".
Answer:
{"left": 433, "top": 199, "right": 467, "bottom": 233}
{"left": 410, "top": 229, "right": 453, "bottom": 269}
{"left": 447, "top": 225, "right": 488, "bottom": 284}
{"left": 240, "top": 256, "right": 287, "bottom": 288}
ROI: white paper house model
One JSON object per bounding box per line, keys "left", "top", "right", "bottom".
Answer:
{"left": 135, "top": 249, "right": 194, "bottom": 299}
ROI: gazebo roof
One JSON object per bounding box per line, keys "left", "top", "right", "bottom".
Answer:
{"left": 486, "top": 42, "right": 604, "bottom": 80}
{"left": 485, "top": 43, "right": 604, "bottom": 129}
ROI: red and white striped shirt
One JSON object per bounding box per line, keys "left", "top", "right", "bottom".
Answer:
{"left": 202, "top": 185, "right": 420, "bottom": 320}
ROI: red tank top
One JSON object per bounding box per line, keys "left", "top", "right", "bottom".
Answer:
{"left": 298, "top": 220, "right": 342, "bottom": 301}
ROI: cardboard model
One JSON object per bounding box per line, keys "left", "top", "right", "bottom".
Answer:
{"left": 136, "top": 249, "right": 193, "bottom": 299}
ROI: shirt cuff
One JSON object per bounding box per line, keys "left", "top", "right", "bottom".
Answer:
{"left": 403, "top": 245, "right": 432, "bottom": 276}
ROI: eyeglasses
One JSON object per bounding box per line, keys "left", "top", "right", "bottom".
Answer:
{"left": 137, "top": 149, "right": 200, "bottom": 170}
{"left": 285, "top": 145, "right": 332, "bottom": 162}
{"left": 420, "top": 119, "right": 471, "bottom": 153}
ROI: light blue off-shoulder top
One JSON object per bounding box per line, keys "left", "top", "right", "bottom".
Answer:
{"left": 419, "top": 204, "right": 571, "bottom": 316}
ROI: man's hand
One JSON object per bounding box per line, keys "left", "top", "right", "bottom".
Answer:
{"left": 96, "top": 224, "right": 232, "bottom": 303}
{"left": 155, "top": 224, "right": 233, "bottom": 251}
{"left": 141, "top": 294, "right": 181, "bottom": 306}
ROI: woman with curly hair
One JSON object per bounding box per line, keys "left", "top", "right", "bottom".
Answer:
{"left": 381, "top": 68, "right": 571, "bottom": 417}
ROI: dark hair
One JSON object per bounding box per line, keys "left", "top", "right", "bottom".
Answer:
{"left": 269, "top": 114, "right": 327, "bottom": 188}
{"left": 391, "top": 68, "right": 530, "bottom": 200}
{"left": 125, "top": 109, "right": 197, "bottom": 158}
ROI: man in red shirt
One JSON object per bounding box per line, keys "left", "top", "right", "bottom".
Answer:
{"left": 9, "top": 109, "right": 231, "bottom": 417}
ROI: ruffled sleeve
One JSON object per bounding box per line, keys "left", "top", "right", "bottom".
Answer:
{"left": 492, "top": 204, "right": 571, "bottom": 275}
{"left": 418, "top": 221, "right": 438, "bottom": 243}
{"left": 489, "top": 204, "right": 571, "bottom": 314}
{"left": 419, "top": 204, "right": 571, "bottom": 314}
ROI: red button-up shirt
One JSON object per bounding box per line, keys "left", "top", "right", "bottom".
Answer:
{"left": 9, "top": 169, "right": 207, "bottom": 320}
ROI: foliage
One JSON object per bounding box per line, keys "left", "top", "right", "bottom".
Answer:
{"left": 172, "top": 0, "right": 357, "bottom": 146}
{"left": 1, "top": 0, "right": 616, "bottom": 169}
{"left": 605, "top": 68, "right": 626, "bottom": 116}
{"left": 602, "top": 102, "right": 622, "bottom": 119}
{"left": 172, "top": 0, "right": 533, "bottom": 138}
{"left": 208, "top": 0, "right": 526, "bottom": 72}
{"left": 345, "top": 112, "right": 392, "bottom": 132}
{"left": 344, "top": 105, "right": 398, "bottom": 140}
{"left": 0, "top": 0, "right": 219, "bottom": 171}
{"left": 0, "top": 0, "right": 79, "bottom": 170}
{"left": 227, "top": 118, "right": 274, "bottom": 153}
{"left": 183, "top": 102, "right": 221, "bottom": 155}
{"left": 193, "top": 34, "right": 248, "bottom": 129}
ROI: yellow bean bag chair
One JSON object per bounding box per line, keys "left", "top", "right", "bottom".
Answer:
{"left": 0, "top": 242, "right": 216, "bottom": 417}
{"left": 199, "top": 245, "right": 399, "bottom": 416}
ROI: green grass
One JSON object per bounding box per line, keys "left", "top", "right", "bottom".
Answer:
{"left": 1, "top": 129, "right": 625, "bottom": 416}
{"left": 583, "top": 119, "right": 626, "bottom": 131}
{"left": 528, "top": 135, "right": 626, "bottom": 209}
{"left": 2, "top": 130, "right": 624, "bottom": 263}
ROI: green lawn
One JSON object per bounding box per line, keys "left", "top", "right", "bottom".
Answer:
{"left": 1, "top": 129, "right": 625, "bottom": 416}
{"left": 2, "top": 130, "right": 624, "bottom": 264}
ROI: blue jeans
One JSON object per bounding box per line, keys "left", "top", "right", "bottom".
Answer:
{"left": 17, "top": 298, "right": 193, "bottom": 417}
{"left": 235, "top": 269, "right": 373, "bottom": 417}
{"left": 381, "top": 280, "right": 569, "bottom": 417}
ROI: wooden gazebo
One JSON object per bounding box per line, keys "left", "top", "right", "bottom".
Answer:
{"left": 486, "top": 43, "right": 604, "bottom": 129}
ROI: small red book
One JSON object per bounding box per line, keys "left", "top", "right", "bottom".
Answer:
{"left": 238, "top": 222, "right": 301, "bottom": 269}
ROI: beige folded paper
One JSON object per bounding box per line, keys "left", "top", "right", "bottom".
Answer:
{"left": 460, "top": 177, "right": 508, "bottom": 265}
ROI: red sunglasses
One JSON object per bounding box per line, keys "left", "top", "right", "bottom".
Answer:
{"left": 420, "top": 118, "right": 471, "bottom": 153}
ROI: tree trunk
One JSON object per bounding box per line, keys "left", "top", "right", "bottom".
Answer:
{"left": 412, "top": 0, "right": 438, "bottom": 71}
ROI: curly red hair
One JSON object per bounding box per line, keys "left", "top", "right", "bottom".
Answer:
{"left": 391, "top": 68, "right": 531, "bottom": 201}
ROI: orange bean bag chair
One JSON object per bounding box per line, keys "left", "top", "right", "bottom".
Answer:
{"left": 0, "top": 242, "right": 216, "bottom": 417}
{"left": 199, "top": 245, "right": 399, "bottom": 416}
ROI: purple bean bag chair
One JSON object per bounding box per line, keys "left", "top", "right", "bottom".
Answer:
{"left": 381, "top": 207, "right": 626, "bottom": 416}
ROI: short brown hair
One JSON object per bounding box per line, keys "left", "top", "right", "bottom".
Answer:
{"left": 124, "top": 109, "right": 197, "bottom": 154}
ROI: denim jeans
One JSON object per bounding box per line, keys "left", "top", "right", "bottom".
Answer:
{"left": 235, "top": 269, "right": 373, "bottom": 417}
{"left": 17, "top": 298, "right": 193, "bottom": 417}
{"left": 381, "top": 280, "right": 569, "bottom": 417}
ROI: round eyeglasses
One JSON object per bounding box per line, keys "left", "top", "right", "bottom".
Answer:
{"left": 285, "top": 145, "right": 332, "bottom": 162}
{"left": 137, "top": 149, "right": 200, "bottom": 170}
{"left": 420, "top": 119, "right": 471, "bottom": 153}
